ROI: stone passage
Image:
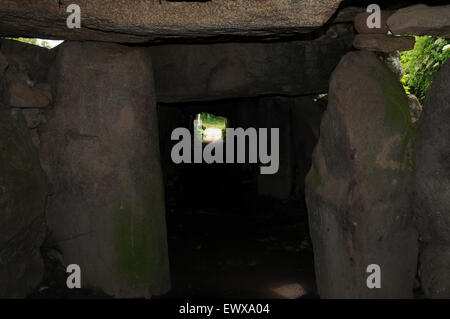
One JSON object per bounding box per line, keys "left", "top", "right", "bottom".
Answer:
{"left": 1, "top": 1, "right": 449, "bottom": 299}
{"left": 305, "top": 51, "right": 418, "bottom": 298}
{"left": 415, "top": 60, "right": 450, "bottom": 299}
{"left": 38, "top": 42, "right": 170, "bottom": 298}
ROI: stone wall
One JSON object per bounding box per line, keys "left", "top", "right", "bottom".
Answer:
{"left": 0, "top": 40, "right": 51, "bottom": 298}
{"left": 256, "top": 96, "right": 325, "bottom": 201}
{"left": 150, "top": 27, "right": 354, "bottom": 102}
{"left": 1, "top": 39, "right": 172, "bottom": 298}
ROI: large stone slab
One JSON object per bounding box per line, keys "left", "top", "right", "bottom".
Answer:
{"left": 387, "top": 4, "right": 450, "bottom": 38}
{"left": 291, "top": 96, "right": 325, "bottom": 198}
{"left": 256, "top": 97, "right": 293, "bottom": 200}
{"left": 254, "top": 96, "right": 324, "bottom": 200}
{"left": 305, "top": 51, "right": 418, "bottom": 298}
{"left": 39, "top": 41, "right": 170, "bottom": 298}
{"left": 0, "top": 106, "right": 48, "bottom": 298}
{"left": 353, "top": 34, "right": 415, "bottom": 53}
{"left": 0, "top": 0, "right": 343, "bottom": 43}
{"left": 415, "top": 60, "right": 450, "bottom": 298}
{"left": 150, "top": 31, "right": 355, "bottom": 102}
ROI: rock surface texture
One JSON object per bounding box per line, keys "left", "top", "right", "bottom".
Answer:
{"left": 387, "top": 4, "right": 450, "bottom": 38}
{"left": 0, "top": 40, "right": 52, "bottom": 298}
{"left": 150, "top": 30, "right": 354, "bottom": 102}
{"left": 353, "top": 34, "right": 415, "bottom": 53}
{"left": 0, "top": 106, "right": 48, "bottom": 298}
{"left": 0, "top": 0, "right": 343, "bottom": 42}
{"left": 415, "top": 60, "right": 450, "bottom": 298}
{"left": 39, "top": 42, "right": 170, "bottom": 298}
{"left": 305, "top": 51, "right": 418, "bottom": 298}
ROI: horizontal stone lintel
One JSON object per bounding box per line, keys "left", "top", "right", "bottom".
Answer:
{"left": 0, "top": 0, "right": 343, "bottom": 43}
{"left": 150, "top": 32, "right": 355, "bottom": 103}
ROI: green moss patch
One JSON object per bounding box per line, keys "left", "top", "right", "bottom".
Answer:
{"left": 307, "top": 158, "right": 324, "bottom": 190}
{"left": 369, "top": 64, "right": 418, "bottom": 172}
{"left": 113, "top": 201, "right": 156, "bottom": 286}
{"left": 0, "top": 143, "right": 32, "bottom": 172}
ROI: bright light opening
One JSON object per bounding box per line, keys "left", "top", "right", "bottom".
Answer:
{"left": 194, "top": 112, "right": 227, "bottom": 143}
{"left": 3, "top": 38, "right": 64, "bottom": 49}
{"left": 271, "top": 282, "right": 306, "bottom": 299}
{"left": 38, "top": 39, "right": 64, "bottom": 48}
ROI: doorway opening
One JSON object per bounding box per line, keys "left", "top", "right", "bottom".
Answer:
{"left": 194, "top": 112, "right": 227, "bottom": 143}
{"left": 157, "top": 95, "right": 326, "bottom": 298}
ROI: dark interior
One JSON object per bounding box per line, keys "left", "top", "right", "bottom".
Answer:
{"left": 156, "top": 96, "right": 326, "bottom": 298}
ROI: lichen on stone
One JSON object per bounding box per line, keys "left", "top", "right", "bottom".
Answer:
{"left": 369, "top": 63, "right": 417, "bottom": 172}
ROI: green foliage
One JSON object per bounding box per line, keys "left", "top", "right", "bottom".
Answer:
{"left": 199, "top": 112, "right": 227, "bottom": 139}
{"left": 400, "top": 36, "right": 450, "bottom": 104}
{"left": 39, "top": 40, "right": 52, "bottom": 49}
{"left": 3, "top": 37, "right": 53, "bottom": 49}
{"left": 200, "top": 112, "right": 227, "bottom": 129}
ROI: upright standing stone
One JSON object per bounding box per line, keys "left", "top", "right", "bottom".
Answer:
{"left": 415, "top": 60, "right": 450, "bottom": 298}
{"left": 0, "top": 43, "right": 48, "bottom": 298}
{"left": 39, "top": 42, "right": 170, "bottom": 298}
{"left": 257, "top": 97, "right": 292, "bottom": 200}
{"left": 255, "top": 96, "right": 325, "bottom": 200}
{"left": 305, "top": 51, "right": 418, "bottom": 298}
{"left": 291, "top": 96, "right": 325, "bottom": 198}
{"left": 0, "top": 107, "right": 48, "bottom": 298}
